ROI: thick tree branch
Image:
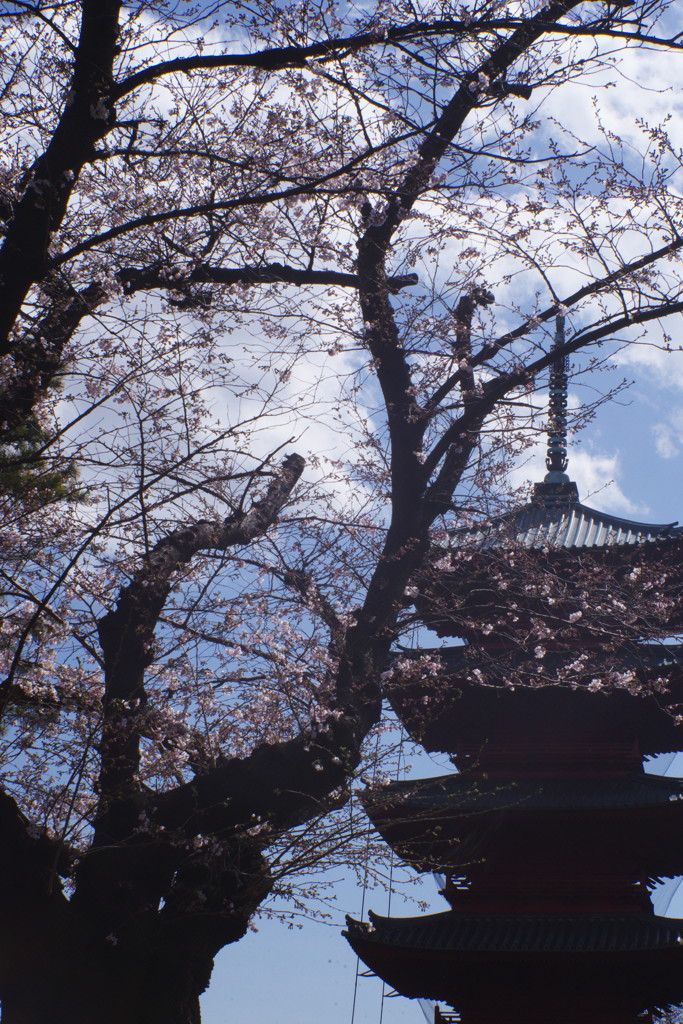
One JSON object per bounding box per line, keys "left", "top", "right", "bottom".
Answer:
{"left": 152, "top": 713, "right": 358, "bottom": 839}
{"left": 0, "top": 281, "right": 107, "bottom": 434}
{"left": 119, "top": 263, "right": 418, "bottom": 296}
{"left": 0, "top": 0, "right": 122, "bottom": 350}
{"left": 471, "top": 234, "right": 683, "bottom": 370}
{"left": 528, "top": 299, "right": 683, "bottom": 370}
{"left": 0, "top": 790, "right": 67, "bottom": 901}
{"left": 425, "top": 294, "right": 683, "bottom": 503}
{"left": 112, "top": 17, "right": 532, "bottom": 99}
{"left": 95, "top": 454, "right": 305, "bottom": 816}
{"left": 112, "top": 8, "right": 647, "bottom": 101}
{"left": 0, "top": 262, "right": 416, "bottom": 440}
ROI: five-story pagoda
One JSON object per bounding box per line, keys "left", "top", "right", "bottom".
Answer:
{"left": 345, "top": 320, "right": 683, "bottom": 1024}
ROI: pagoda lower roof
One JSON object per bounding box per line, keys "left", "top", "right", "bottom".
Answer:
{"left": 388, "top": 644, "right": 683, "bottom": 756}
{"left": 346, "top": 909, "right": 683, "bottom": 955}
{"left": 418, "top": 641, "right": 683, "bottom": 679}
{"left": 346, "top": 909, "right": 683, "bottom": 1020}
{"left": 365, "top": 771, "right": 683, "bottom": 817}
{"left": 363, "top": 772, "right": 683, "bottom": 877}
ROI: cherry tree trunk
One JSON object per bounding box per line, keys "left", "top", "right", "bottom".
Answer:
{"left": 0, "top": 911, "right": 216, "bottom": 1024}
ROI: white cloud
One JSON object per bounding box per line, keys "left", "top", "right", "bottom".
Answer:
{"left": 619, "top": 343, "right": 683, "bottom": 389}
{"left": 654, "top": 422, "right": 680, "bottom": 459}
{"left": 570, "top": 449, "right": 644, "bottom": 516}
{"left": 651, "top": 406, "right": 683, "bottom": 460}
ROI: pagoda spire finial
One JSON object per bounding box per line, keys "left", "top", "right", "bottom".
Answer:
{"left": 545, "top": 313, "right": 570, "bottom": 482}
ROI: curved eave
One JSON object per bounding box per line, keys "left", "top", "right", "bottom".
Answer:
{"left": 416, "top": 642, "right": 683, "bottom": 677}
{"left": 345, "top": 909, "right": 683, "bottom": 955}
{"left": 362, "top": 773, "right": 683, "bottom": 875}
{"left": 387, "top": 645, "right": 683, "bottom": 756}
{"left": 364, "top": 772, "right": 683, "bottom": 818}
{"left": 346, "top": 910, "right": 683, "bottom": 1018}
{"left": 441, "top": 499, "right": 683, "bottom": 552}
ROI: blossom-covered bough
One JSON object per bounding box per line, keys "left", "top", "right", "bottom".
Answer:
{"left": 1, "top": 1, "right": 683, "bottom": 1021}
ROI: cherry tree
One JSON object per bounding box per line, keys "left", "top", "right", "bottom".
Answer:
{"left": 1, "top": 1, "right": 683, "bottom": 1022}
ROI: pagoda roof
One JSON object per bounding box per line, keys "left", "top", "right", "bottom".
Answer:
{"left": 365, "top": 771, "right": 683, "bottom": 818}
{"left": 346, "top": 908, "right": 683, "bottom": 955}
{"left": 451, "top": 317, "right": 678, "bottom": 555}
{"left": 440, "top": 482, "right": 683, "bottom": 553}
{"left": 346, "top": 909, "right": 683, "bottom": 1020}
{"left": 418, "top": 490, "right": 683, "bottom": 642}
{"left": 363, "top": 772, "right": 683, "bottom": 877}
{"left": 420, "top": 640, "right": 683, "bottom": 673}
{"left": 387, "top": 644, "right": 683, "bottom": 757}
